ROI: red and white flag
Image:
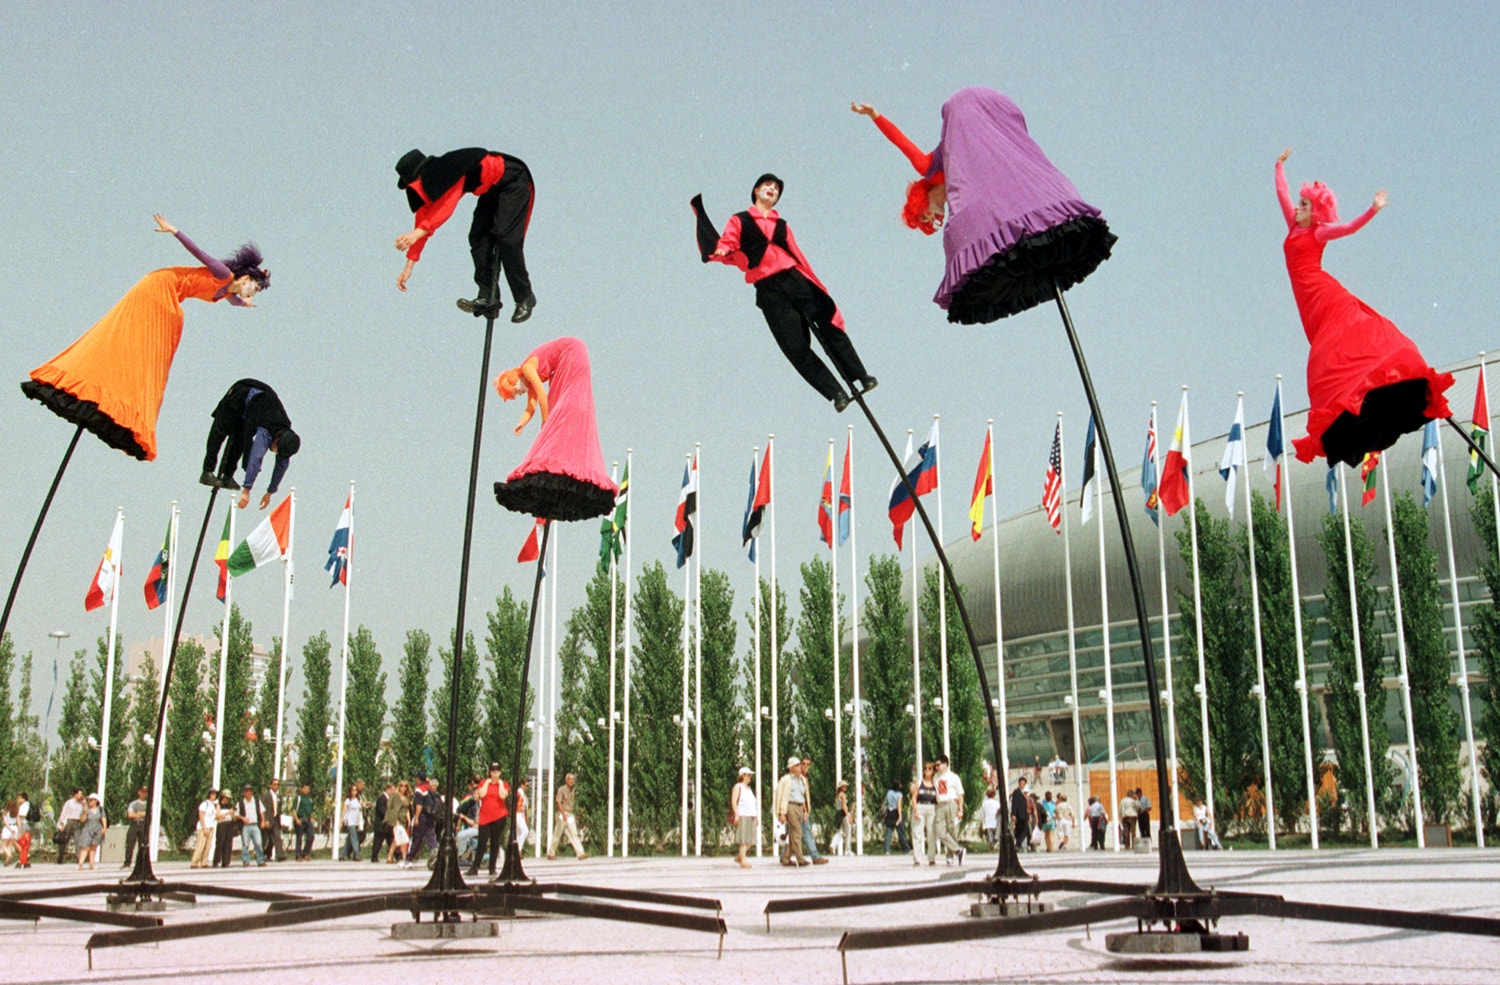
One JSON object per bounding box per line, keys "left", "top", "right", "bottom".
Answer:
{"left": 85, "top": 512, "right": 123, "bottom": 612}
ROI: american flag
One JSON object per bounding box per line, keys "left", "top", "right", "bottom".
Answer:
{"left": 1043, "top": 421, "right": 1063, "bottom": 532}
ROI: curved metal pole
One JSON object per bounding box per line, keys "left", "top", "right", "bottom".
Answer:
{"left": 497, "top": 519, "right": 551, "bottom": 884}
{"left": 0, "top": 424, "right": 84, "bottom": 644}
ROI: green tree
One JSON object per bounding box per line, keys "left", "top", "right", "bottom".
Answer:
{"left": 296, "top": 631, "right": 333, "bottom": 806}
{"left": 919, "top": 566, "right": 986, "bottom": 822}
{"left": 698, "top": 567, "right": 741, "bottom": 851}
{"left": 49, "top": 650, "right": 93, "bottom": 805}
{"left": 1468, "top": 494, "right": 1500, "bottom": 834}
{"left": 85, "top": 632, "right": 131, "bottom": 819}
{"left": 627, "top": 562, "right": 686, "bottom": 850}
{"left": 391, "top": 630, "right": 431, "bottom": 782}
{"left": 162, "top": 639, "right": 211, "bottom": 848}
{"left": 125, "top": 652, "right": 162, "bottom": 794}
{"left": 741, "top": 576, "right": 792, "bottom": 804}
{"left": 1318, "top": 507, "right": 1393, "bottom": 837}
{"left": 1390, "top": 492, "right": 1463, "bottom": 826}
{"left": 208, "top": 605, "right": 255, "bottom": 792}
{"left": 343, "top": 625, "right": 388, "bottom": 789}
{"left": 1173, "top": 498, "right": 1256, "bottom": 829}
{"left": 248, "top": 639, "right": 287, "bottom": 790}
{"left": 859, "top": 555, "right": 915, "bottom": 822}
{"left": 430, "top": 631, "right": 481, "bottom": 785}
{"left": 789, "top": 556, "right": 840, "bottom": 832}
{"left": 481, "top": 588, "right": 534, "bottom": 790}
{"left": 553, "top": 570, "right": 616, "bottom": 848}
{"left": 11, "top": 650, "right": 46, "bottom": 798}
{"left": 0, "top": 635, "right": 17, "bottom": 798}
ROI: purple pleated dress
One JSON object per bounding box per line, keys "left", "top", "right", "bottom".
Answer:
{"left": 930, "top": 88, "right": 1115, "bottom": 323}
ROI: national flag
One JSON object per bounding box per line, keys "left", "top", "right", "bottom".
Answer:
{"left": 887, "top": 421, "right": 938, "bottom": 550}
{"left": 599, "top": 463, "right": 629, "bottom": 572}
{"left": 1421, "top": 420, "right": 1440, "bottom": 508}
{"left": 1159, "top": 392, "right": 1192, "bottom": 516}
{"left": 325, "top": 494, "right": 352, "bottom": 587}
{"left": 1079, "top": 415, "right": 1097, "bottom": 525}
{"left": 817, "top": 446, "right": 835, "bottom": 548}
{"left": 1469, "top": 365, "right": 1491, "bottom": 494}
{"left": 144, "top": 517, "right": 170, "bottom": 610}
{"left": 226, "top": 496, "right": 291, "bottom": 577}
{"left": 1141, "top": 410, "right": 1160, "bottom": 527}
{"left": 1360, "top": 452, "right": 1380, "bottom": 506}
{"left": 1266, "top": 386, "right": 1286, "bottom": 511}
{"left": 85, "top": 513, "right": 123, "bottom": 612}
{"left": 742, "top": 455, "right": 760, "bottom": 563}
{"left": 1326, "top": 466, "right": 1339, "bottom": 515}
{"left": 672, "top": 454, "right": 698, "bottom": 568}
{"left": 1042, "top": 421, "right": 1063, "bottom": 532}
{"left": 888, "top": 431, "right": 916, "bottom": 548}
{"left": 214, "top": 511, "right": 231, "bottom": 602}
{"left": 520, "top": 518, "right": 546, "bottom": 563}
{"left": 969, "top": 429, "right": 993, "bottom": 541}
{"left": 838, "top": 433, "right": 853, "bottom": 547}
{"left": 743, "top": 446, "right": 770, "bottom": 557}
{"left": 1218, "top": 397, "right": 1247, "bottom": 513}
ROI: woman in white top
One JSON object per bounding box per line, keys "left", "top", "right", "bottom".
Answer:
{"left": 0, "top": 800, "right": 18, "bottom": 865}
{"left": 191, "top": 791, "right": 218, "bottom": 868}
{"left": 730, "top": 767, "right": 758, "bottom": 869}
{"left": 342, "top": 786, "right": 364, "bottom": 861}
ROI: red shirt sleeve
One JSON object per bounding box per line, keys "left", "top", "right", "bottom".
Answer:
{"left": 1315, "top": 205, "right": 1378, "bottom": 243}
{"left": 874, "top": 115, "right": 933, "bottom": 175}
{"left": 1274, "top": 161, "right": 1296, "bottom": 228}
{"left": 713, "top": 214, "right": 750, "bottom": 271}
{"left": 407, "top": 179, "right": 467, "bottom": 262}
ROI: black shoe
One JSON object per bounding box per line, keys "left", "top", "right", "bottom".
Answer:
{"left": 199, "top": 470, "right": 218, "bottom": 487}
{"left": 457, "top": 295, "right": 500, "bottom": 318}
{"left": 510, "top": 294, "right": 536, "bottom": 323}
{"left": 858, "top": 376, "right": 878, "bottom": 394}
{"left": 833, "top": 391, "right": 851, "bottom": 413}
{"left": 216, "top": 474, "right": 240, "bottom": 491}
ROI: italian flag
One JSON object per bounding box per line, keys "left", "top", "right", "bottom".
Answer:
{"left": 227, "top": 496, "right": 292, "bottom": 577}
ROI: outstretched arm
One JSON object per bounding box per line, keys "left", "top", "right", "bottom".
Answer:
{"left": 1316, "top": 191, "right": 1385, "bottom": 242}
{"left": 1274, "top": 152, "right": 1295, "bottom": 228}
{"left": 854, "top": 103, "right": 933, "bottom": 175}
{"left": 513, "top": 357, "right": 547, "bottom": 434}
{"left": 156, "top": 214, "right": 233, "bottom": 279}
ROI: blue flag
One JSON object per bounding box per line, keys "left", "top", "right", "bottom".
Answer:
{"left": 1080, "top": 415, "right": 1097, "bottom": 524}
{"left": 1421, "top": 420, "right": 1440, "bottom": 507}
{"left": 1266, "top": 386, "right": 1286, "bottom": 511}
{"left": 1326, "top": 466, "right": 1339, "bottom": 515}
{"left": 1141, "top": 411, "right": 1160, "bottom": 527}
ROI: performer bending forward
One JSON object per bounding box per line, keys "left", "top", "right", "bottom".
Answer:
{"left": 394, "top": 147, "right": 537, "bottom": 322}
{"left": 696, "top": 175, "right": 876, "bottom": 412}
{"left": 202, "top": 378, "right": 300, "bottom": 510}
{"left": 1275, "top": 148, "right": 1452, "bottom": 466}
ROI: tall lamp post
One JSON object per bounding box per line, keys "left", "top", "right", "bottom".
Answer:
{"left": 42, "top": 629, "right": 71, "bottom": 793}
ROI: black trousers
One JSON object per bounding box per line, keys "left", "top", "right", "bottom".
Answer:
{"left": 470, "top": 161, "right": 534, "bottom": 303}
{"left": 263, "top": 823, "right": 286, "bottom": 861}
{"left": 473, "top": 819, "right": 504, "bottom": 874}
{"left": 213, "top": 825, "right": 236, "bottom": 867}
{"left": 123, "top": 821, "right": 146, "bottom": 865}
{"left": 369, "top": 824, "right": 391, "bottom": 862}
{"left": 294, "top": 818, "right": 315, "bottom": 858}
{"left": 754, "top": 270, "right": 868, "bottom": 402}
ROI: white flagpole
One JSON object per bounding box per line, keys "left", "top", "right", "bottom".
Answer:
{"left": 1183, "top": 387, "right": 1213, "bottom": 822}
{"left": 1277, "top": 378, "right": 1319, "bottom": 848}
{"left": 1474, "top": 352, "right": 1495, "bottom": 847}
{"left": 275, "top": 491, "right": 295, "bottom": 789}
{"left": 148, "top": 504, "right": 178, "bottom": 862}
{"left": 622, "top": 448, "right": 635, "bottom": 857}
{"left": 848, "top": 425, "right": 863, "bottom": 855}
{"left": 535, "top": 529, "right": 549, "bottom": 859}
{"left": 830, "top": 439, "right": 843, "bottom": 805}
{"left": 988, "top": 422, "right": 1010, "bottom": 789}
{"left": 548, "top": 522, "right": 560, "bottom": 853}
{"left": 332, "top": 482, "right": 355, "bottom": 857}
{"left": 908, "top": 430, "right": 923, "bottom": 785}
{"left": 1483, "top": 353, "right": 1500, "bottom": 581}
{"left": 680, "top": 453, "right": 691, "bottom": 856}
{"left": 1338, "top": 466, "right": 1379, "bottom": 848}
{"left": 1435, "top": 429, "right": 1484, "bottom": 843}
{"left": 769, "top": 435, "right": 780, "bottom": 838}
{"left": 607, "top": 462, "right": 620, "bottom": 858}
{"left": 693, "top": 444, "right": 703, "bottom": 857}
{"left": 1058, "top": 414, "right": 1086, "bottom": 845}
{"left": 1237, "top": 394, "right": 1275, "bottom": 849}
{"left": 1151, "top": 403, "right": 1182, "bottom": 836}
{"left": 1379, "top": 454, "right": 1423, "bottom": 847}
{"left": 212, "top": 504, "right": 236, "bottom": 791}
{"left": 97, "top": 507, "right": 123, "bottom": 805}
{"left": 934, "top": 415, "right": 949, "bottom": 756}
{"left": 1095, "top": 434, "right": 1118, "bottom": 851}
{"left": 752, "top": 447, "right": 764, "bottom": 857}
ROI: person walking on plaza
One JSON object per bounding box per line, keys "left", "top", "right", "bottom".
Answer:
{"left": 1136, "top": 788, "right": 1152, "bottom": 845}
{"left": 54, "top": 789, "right": 85, "bottom": 863}
{"left": 408, "top": 774, "right": 439, "bottom": 860}
{"left": 830, "top": 781, "right": 851, "bottom": 856}
{"left": 911, "top": 762, "right": 938, "bottom": 866}
{"left": 1, "top": 801, "right": 18, "bottom": 865}
{"left": 731, "top": 767, "right": 758, "bottom": 869}
{"left": 798, "top": 757, "right": 829, "bottom": 864}
{"left": 212, "top": 791, "right": 236, "bottom": 868}
{"left": 237, "top": 785, "right": 266, "bottom": 866}
{"left": 980, "top": 787, "right": 1000, "bottom": 850}
{"left": 470, "top": 763, "right": 510, "bottom": 877}
{"left": 934, "top": 755, "right": 966, "bottom": 865}
{"left": 1087, "top": 796, "right": 1109, "bottom": 851}
{"left": 1010, "top": 776, "right": 1031, "bottom": 854}
{"left": 547, "top": 772, "right": 588, "bottom": 860}
{"left": 514, "top": 778, "right": 531, "bottom": 853}
{"left": 385, "top": 781, "right": 411, "bottom": 865}
{"left": 1040, "top": 790, "right": 1058, "bottom": 852}
{"left": 454, "top": 777, "right": 480, "bottom": 865}
{"left": 775, "top": 757, "right": 809, "bottom": 867}
{"left": 1120, "top": 790, "right": 1138, "bottom": 850}
{"left": 882, "top": 780, "right": 910, "bottom": 854}
{"left": 1194, "top": 798, "right": 1223, "bottom": 850}
{"left": 260, "top": 778, "right": 286, "bottom": 862}
{"left": 341, "top": 784, "right": 364, "bottom": 861}
{"left": 122, "top": 787, "right": 148, "bottom": 868}
{"left": 191, "top": 790, "right": 217, "bottom": 868}
{"left": 369, "top": 782, "right": 394, "bottom": 864}
{"left": 75, "top": 794, "right": 106, "bottom": 869}
{"left": 292, "top": 783, "right": 315, "bottom": 861}
{"left": 15, "top": 793, "right": 35, "bottom": 867}
{"left": 1055, "top": 793, "right": 1075, "bottom": 850}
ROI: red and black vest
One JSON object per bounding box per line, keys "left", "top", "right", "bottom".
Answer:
{"left": 734, "top": 211, "right": 792, "bottom": 269}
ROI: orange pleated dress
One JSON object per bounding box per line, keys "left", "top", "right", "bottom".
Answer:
{"left": 24, "top": 265, "right": 230, "bottom": 461}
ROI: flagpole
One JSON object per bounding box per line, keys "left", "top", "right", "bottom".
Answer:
{"left": 752, "top": 447, "right": 764, "bottom": 858}
{"left": 693, "top": 443, "right": 704, "bottom": 857}
{"left": 332, "top": 481, "right": 354, "bottom": 858}
{"left": 1378, "top": 454, "right": 1424, "bottom": 847}
{"left": 1338, "top": 466, "right": 1380, "bottom": 848}
{"left": 1059, "top": 413, "right": 1086, "bottom": 847}
{"left": 1435, "top": 428, "right": 1484, "bottom": 844}
{"left": 1182, "top": 387, "right": 1213, "bottom": 823}
{"left": 768, "top": 434, "right": 779, "bottom": 848}
{"left": 1230, "top": 394, "right": 1275, "bottom": 850}
{"left": 148, "top": 503, "right": 178, "bottom": 862}
{"left": 987, "top": 422, "right": 1009, "bottom": 790}
{"left": 849, "top": 425, "right": 863, "bottom": 855}
{"left": 830, "top": 438, "right": 843, "bottom": 806}
{"left": 211, "top": 504, "right": 236, "bottom": 791}
{"left": 607, "top": 462, "right": 619, "bottom": 858}
{"left": 934, "top": 415, "right": 950, "bottom": 756}
{"left": 275, "top": 490, "right": 295, "bottom": 792}
{"left": 908, "top": 430, "right": 923, "bottom": 789}
{"left": 622, "top": 447, "right": 634, "bottom": 857}
{"left": 536, "top": 537, "right": 549, "bottom": 859}
{"left": 1475, "top": 352, "right": 1495, "bottom": 847}
{"left": 548, "top": 522, "right": 560, "bottom": 856}
{"left": 681, "top": 453, "right": 691, "bottom": 856}
{"left": 1277, "top": 378, "right": 1319, "bottom": 849}
{"left": 96, "top": 507, "right": 123, "bottom": 807}
{"left": 1095, "top": 429, "right": 1119, "bottom": 851}
{"left": 1150, "top": 403, "right": 1181, "bottom": 838}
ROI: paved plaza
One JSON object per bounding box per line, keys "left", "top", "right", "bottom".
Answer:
{"left": 3, "top": 848, "right": 1498, "bottom": 984}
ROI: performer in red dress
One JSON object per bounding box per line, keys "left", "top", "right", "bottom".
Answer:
{"left": 493, "top": 336, "right": 616, "bottom": 521}
{"left": 1275, "top": 148, "right": 1453, "bottom": 466}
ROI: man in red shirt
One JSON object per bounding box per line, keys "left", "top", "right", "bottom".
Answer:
{"left": 394, "top": 147, "right": 537, "bottom": 323}
{"left": 701, "top": 174, "right": 876, "bottom": 412}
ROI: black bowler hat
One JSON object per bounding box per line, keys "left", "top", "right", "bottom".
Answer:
{"left": 751, "top": 172, "right": 784, "bottom": 203}
{"left": 396, "top": 149, "right": 429, "bottom": 189}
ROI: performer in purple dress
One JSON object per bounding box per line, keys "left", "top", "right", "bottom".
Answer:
{"left": 853, "top": 87, "right": 1115, "bottom": 323}
{"left": 493, "top": 336, "right": 616, "bottom": 522}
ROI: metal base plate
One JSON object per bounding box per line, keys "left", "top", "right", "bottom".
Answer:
{"left": 105, "top": 899, "right": 168, "bottom": 913}
{"left": 390, "top": 919, "right": 500, "bottom": 940}
{"left": 969, "top": 901, "right": 1054, "bottom": 918}
{"left": 1106, "top": 931, "right": 1249, "bottom": 954}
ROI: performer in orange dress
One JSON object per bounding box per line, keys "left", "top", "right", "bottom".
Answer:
{"left": 22, "top": 215, "right": 269, "bottom": 461}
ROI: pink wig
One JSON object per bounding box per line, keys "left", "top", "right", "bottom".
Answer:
{"left": 1299, "top": 180, "right": 1339, "bottom": 224}
{"left": 902, "top": 175, "right": 944, "bottom": 235}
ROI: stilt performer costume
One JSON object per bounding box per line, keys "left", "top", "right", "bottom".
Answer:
{"left": 854, "top": 88, "right": 1115, "bottom": 323}
{"left": 394, "top": 147, "right": 537, "bottom": 323}
{"left": 692, "top": 175, "right": 875, "bottom": 411}
{"left": 493, "top": 336, "right": 616, "bottom": 522}
{"left": 22, "top": 216, "right": 268, "bottom": 461}
{"left": 1275, "top": 151, "right": 1453, "bottom": 466}
{"left": 201, "top": 378, "right": 300, "bottom": 508}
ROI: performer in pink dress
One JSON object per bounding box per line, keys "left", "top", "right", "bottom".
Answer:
{"left": 1275, "top": 149, "right": 1453, "bottom": 466}
{"left": 493, "top": 336, "right": 616, "bottom": 521}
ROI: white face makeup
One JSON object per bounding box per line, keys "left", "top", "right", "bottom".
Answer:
{"left": 233, "top": 277, "right": 261, "bottom": 299}
{"left": 755, "top": 183, "right": 781, "bottom": 209}
{"left": 1295, "top": 197, "right": 1314, "bottom": 225}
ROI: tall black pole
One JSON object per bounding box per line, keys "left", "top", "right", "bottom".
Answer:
{"left": 1446, "top": 416, "right": 1500, "bottom": 481}
{"left": 0, "top": 423, "right": 84, "bottom": 644}
{"left": 1052, "top": 282, "right": 1198, "bottom": 895}
{"left": 125, "top": 486, "right": 220, "bottom": 886}
{"left": 497, "top": 519, "right": 551, "bottom": 884}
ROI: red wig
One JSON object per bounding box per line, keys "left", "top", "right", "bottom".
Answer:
{"left": 1299, "top": 180, "right": 1339, "bottom": 224}
{"left": 902, "top": 175, "right": 945, "bottom": 235}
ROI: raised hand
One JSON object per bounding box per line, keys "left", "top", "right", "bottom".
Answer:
{"left": 851, "top": 101, "right": 879, "bottom": 119}
{"left": 1373, "top": 189, "right": 1389, "bottom": 211}
{"left": 1277, "top": 147, "right": 1292, "bottom": 165}
{"left": 153, "top": 213, "right": 178, "bottom": 235}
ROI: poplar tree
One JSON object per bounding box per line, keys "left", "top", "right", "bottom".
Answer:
{"left": 430, "top": 632, "right": 481, "bottom": 785}
{"left": 1469, "top": 495, "right": 1500, "bottom": 832}
{"left": 552, "top": 571, "right": 615, "bottom": 846}
{"left": 248, "top": 639, "right": 286, "bottom": 789}
{"left": 209, "top": 605, "right": 255, "bottom": 793}
{"left": 698, "top": 567, "right": 741, "bottom": 849}
{"left": 163, "top": 639, "right": 211, "bottom": 848}
{"left": 919, "top": 566, "right": 986, "bottom": 817}
{"left": 344, "top": 625, "right": 388, "bottom": 788}
{"left": 741, "top": 577, "right": 792, "bottom": 795}
{"left": 481, "top": 589, "right": 533, "bottom": 793}
{"left": 295, "top": 631, "right": 333, "bottom": 805}
{"left": 859, "top": 555, "right": 914, "bottom": 821}
{"left": 85, "top": 632, "right": 131, "bottom": 818}
{"left": 125, "top": 652, "right": 162, "bottom": 793}
{"left": 391, "top": 630, "right": 432, "bottom": 782}
{"left": 789, "top": 557, "right": 840, "bottom": 831}
{"left": 50, "top": 650, "right": 93, "bottom": 804}
{"left": 628, "top": 562, "right": 686, "bottom": 850}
